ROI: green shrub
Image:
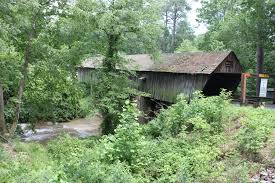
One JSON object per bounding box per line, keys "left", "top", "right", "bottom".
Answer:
{"left": 23, "top": 78, "right": 86, "bottom": 123}
{"left": 1, "top": 92, "right": 274, "bottom": 183}
{"left": 92, "top": 69, "right": 138, "bottom": 134}
{"left": 68, "top": 160, "right": 136, "bottom": 183}
{"left": 0, "top": 142, "right": 67, "bottom": 183}
{"left": 145, "top": 91, "right": 230, "bottom": 137}
{"left": 100, "top": 101, "right": 144, "bottom": 167}
{"left": 237, "top": 108, "right": 275, "bottom": 156}
{"left": 0, "top": 144, "right": 8, "bottom": 161}
{"left": 47, "top": 134, "right": 87, "bottom": 164}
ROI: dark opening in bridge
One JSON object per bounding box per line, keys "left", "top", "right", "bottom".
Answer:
{"left": 203, "top": 73, "right": 241, "bottom": 96}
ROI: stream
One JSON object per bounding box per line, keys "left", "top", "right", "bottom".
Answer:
{"left": 19, "top": 115, "right": 102, "bottom": 143}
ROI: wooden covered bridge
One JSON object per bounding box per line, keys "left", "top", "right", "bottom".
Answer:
{"left": 78, "top": 51, "right": 243, "bottom": 104}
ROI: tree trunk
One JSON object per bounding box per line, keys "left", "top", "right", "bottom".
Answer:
{"left": 9, "top": 34, "right": 33, "bottom": 136}
{"left": 171, "top": 5, "right": 178, "bottom": 53}
{"left": 165, "top": 10, "right": 168, "bottom": 28}
{"left": 0, "top": 83, "right": 7, "bottom": 135}
{"left": 255, "top": 0, "right": 265, "bottom": 97}
{"left": 104, "top": 34, "right": 119, "bottom": 71}
{"left": 100, "top": 33, "right": 121, "bottom": 134}
{"left": 162, "top": 10, "right": 169, "bottom": 53}
{"left": 256, "top": 46, "right": 264, "bottom": 96}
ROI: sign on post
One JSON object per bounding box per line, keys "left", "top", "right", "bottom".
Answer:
{"left": 259, "top": 78, "right": 268, "bottom": 97}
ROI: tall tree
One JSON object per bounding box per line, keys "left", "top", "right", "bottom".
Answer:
{"left": 0, "top": 29, "right": 8, "bottom": 135}
{"left": 0, "top": 0, "right": 70, "bottom": 136}
{"left": 0, "top": 22, "right": 20, "bottom": 135}
{"left": 251, "top": 0, "right": 268, "bottom": 95}
{"left": 0, "top": 50, "right": 20, "bottom": 136}
{"left": 0, "top": 83, "right": 6, "bottom": 135}
{"left": 161, "top": 0, "right": 191, "bottom": 53}
{"left": 73, "top": 0, "right": 161, "bottom": 133}
{"left": 198, "top": 0, "right": 274, "bottom": 95}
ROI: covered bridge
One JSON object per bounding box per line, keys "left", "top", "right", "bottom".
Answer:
{"left": 78, "top": 51, "right": 243, "bottom": 103}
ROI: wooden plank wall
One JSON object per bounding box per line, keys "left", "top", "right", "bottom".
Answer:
{"left": 77, "top": 68, "right": 93, "bottom": 82}
{"left": 137, "top": 72, "right": 209, "bottom": 103}
{"left": 77, "top": 68, "right": 99, "bottom": 94}
{"left": 215, "top": 54, "right": 242, "bottom": 74}
{"left": 77, "top": 68, "right": 209, "bottom": 103}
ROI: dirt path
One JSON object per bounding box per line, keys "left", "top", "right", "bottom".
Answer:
{"left": 20, "top": 115, "right": 102, "bottom": 143}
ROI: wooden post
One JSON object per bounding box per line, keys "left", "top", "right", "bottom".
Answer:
{"left": 240, "top": 73, "right": 248, "bottom": 105}
{"left": 136, "top": 96, "right": 149, "bottom": 123}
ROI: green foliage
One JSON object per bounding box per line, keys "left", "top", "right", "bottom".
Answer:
{"left": 213, "top": 153, "right": 251, "bottom": 183}
{"left": 160, "top": 0, "right": 193, "bottom": 53}
{"left": 0, "top": 0, "right": 90, "bottom": 127}
{"left": 1, "top": 93, "right": 275, "bottom": 182}
{"left": 100, "top": 101, "right": 143, "bottom": 167}
{"left": 237, "top": 108, "right": 275, "bottom": 155}
{"left": 2, "top": 64, "right": 86, "bottom": 124}
{"left": 23, "top": 72, "right": 86, "bottom": 123}
{"left": 50, "top": 93, "right": 231, "bottom": 182}
{"left": 145, "top": 91, "right": 231, "bottom": 137}
{"left": 176, "top": 39, "right": 198, "bottom": 52}
{"left": 81, "top": 0, "right": 162, "bottom": 135}
{"left": 92, "top": 69, "right": 137, "bottom": 134}
{"left": 46, "top": 102, "right": 142, "bottom": 182}
{"left": 0, "top": 46, "right": 20, "bottom": 87}
{"left": 91, "top": 66, "right": 149, "bottom": 136}
{"left": 0, "top": 142, "right": 68, "bottom": 183}
{"left": 0, "top": 1, "right": 274, "bottom": 181}
{"left": 0, "top": 144, "right": 7, "bottom": 161}
{"left": 198, "top": 0, "right": 274, "bottom": 73}
{"left": 48, "top": 135, "right": 87, "bottom": 164}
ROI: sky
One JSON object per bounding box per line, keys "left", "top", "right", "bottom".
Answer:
{"left": 186, "top": 0, "right": 208, "bottom": 35}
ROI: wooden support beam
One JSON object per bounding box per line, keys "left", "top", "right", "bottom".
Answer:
{"left": 240, "top": 72, "right": 275, "bottom": 105}
{"left": 240, "top": 73, "right": 249, "bottom": 105}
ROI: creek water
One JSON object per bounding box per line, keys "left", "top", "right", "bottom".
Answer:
{"left": 19, "top": 115, "right": 102, "bottom": 143}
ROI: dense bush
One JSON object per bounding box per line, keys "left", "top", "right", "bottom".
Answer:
{"left": 1, "top": 93, "right": 274, "bottom": 183}
{"left": 237, "top": 108, "right": 275, "bottom": 156}
{"left": 3, "top": 61, "right": 88, "bottom": 126}
{"left": 45, "top": 93, "right": 233, "bottom": 182}
{"left": 0, "top": 142, "right": 67, "bottom": 183}
{"left": 21, "top": 66, "right": 87, "bottom": 123}
{"left": 144, "top": 91, "right": 230, "bottom": 137}
{"left": 92, "top": 69, "right": 137, "bottom": 134}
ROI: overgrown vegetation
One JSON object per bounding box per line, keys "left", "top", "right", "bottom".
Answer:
{"left": 197, "top": 0, "right": 275, "bottom": 94}
{"left": 0, "top": 0, "right": 90, "bottom": 135}
{"left": 1, "top": 0, "right": 273, "bottom": 136}
{"left": 0, "top": 0, "right": 274, "bottom": 181}
{"left": 1, "top": 94, "right": 274, "bottom": 182}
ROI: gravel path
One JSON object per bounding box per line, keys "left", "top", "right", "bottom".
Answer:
{"left": 251, "top": 167, "right": 275, "bottom": 183}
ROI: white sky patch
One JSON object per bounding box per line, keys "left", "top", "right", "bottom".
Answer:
{"left": 186, "top": 0, "right": 208, "bottom": 35}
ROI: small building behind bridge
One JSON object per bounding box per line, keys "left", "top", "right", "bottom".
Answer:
{"left": 78, "top": 51, "right": 243, "bottom": 104}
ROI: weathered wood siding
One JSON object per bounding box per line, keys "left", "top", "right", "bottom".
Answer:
{"left": 77, "top": 68, "right": 98, "bottom": 83}
{"left": 77, "top": 68, "right": 209, "bottom": 103}
{"left": 214, "top": 54, "right": 242, "bottom": 73}
{"left": 137, "top": 72, "right": 209, "bottom": 103}
{"left": 77, "top": 68, "right": 92, "bottom": 82}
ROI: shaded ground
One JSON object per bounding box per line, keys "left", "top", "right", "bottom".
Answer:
{"left": 265, "top": 104, "right": 275, "bottom": 109}
{"left": 232, "top": 101, "right": 275, "bottom": 110}
{"left": 19, "top": 115, "right": 102, "bottom": 143}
